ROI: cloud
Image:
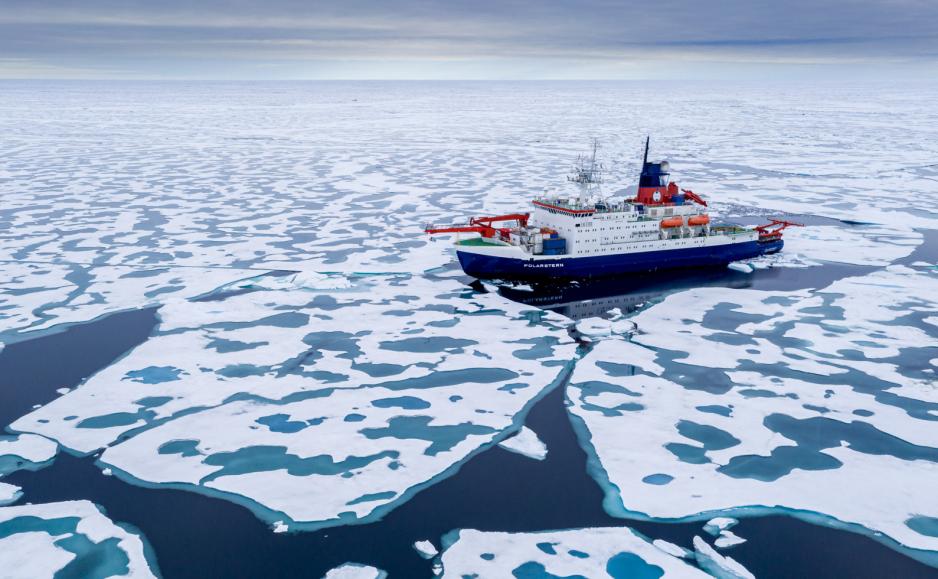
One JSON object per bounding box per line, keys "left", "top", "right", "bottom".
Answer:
{"left": 1, "top": 0, "right": 937, "bottom": 78}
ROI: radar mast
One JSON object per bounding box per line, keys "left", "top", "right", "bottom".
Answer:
{"left": 568, "top": 138, "right": 604, "bottom": 206}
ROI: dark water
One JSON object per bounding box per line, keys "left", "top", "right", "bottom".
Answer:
{"left": 3, "top": 271, "right": 938, "bottom": 578}
{"left": 496, "top": 261, "right": 874, "bottom": 321}
{"left": 899, "top": 229, "right": 938, "bottom": 266}
{"left": 0, "top": 308, "right": 158, "bottom": 428}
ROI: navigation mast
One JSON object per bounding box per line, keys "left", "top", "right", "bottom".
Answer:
{"left": 568, "top": 138, "right": 604, "bottom": 205}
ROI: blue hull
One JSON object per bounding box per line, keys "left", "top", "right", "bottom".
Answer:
{"left": 458, "top": 239, "right": 783, "bottom": 281}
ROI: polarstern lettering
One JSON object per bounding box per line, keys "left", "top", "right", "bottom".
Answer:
{"left": 524, "top": 262, "right": 564, "bottom": 268}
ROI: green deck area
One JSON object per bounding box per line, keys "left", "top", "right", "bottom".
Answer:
{"left": 456, "top": 237, "right": 501, "bottom": 246}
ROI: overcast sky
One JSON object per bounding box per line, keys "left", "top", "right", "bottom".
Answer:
{"left": 2, "top": 0, "right": 936, "bottom": 79}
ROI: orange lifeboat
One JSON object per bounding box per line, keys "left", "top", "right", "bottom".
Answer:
{"left": 688, "top": 215, "right": 710, "bottom": 226}
{"left": 660, "top": 217, "right": 683, "bottom": 228}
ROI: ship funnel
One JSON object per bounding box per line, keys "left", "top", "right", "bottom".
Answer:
{"left": 635, "top": 137, "right": 675, "bottom": 205}
{"left": 639, "top": 160, "right": 670, "bottom": 188}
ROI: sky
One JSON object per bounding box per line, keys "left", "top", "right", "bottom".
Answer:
{"left": 1, "top": 0, "right": 937, "bottom": 80}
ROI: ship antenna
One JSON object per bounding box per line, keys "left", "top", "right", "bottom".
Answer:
{"left": 569, "top": 138, "right": 603, "bottom": 206}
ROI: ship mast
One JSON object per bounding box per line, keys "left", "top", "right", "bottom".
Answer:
{"left": 568, "top": 138, "right": 604, "bottom": 206}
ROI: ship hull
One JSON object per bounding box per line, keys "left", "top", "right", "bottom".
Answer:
{"left": 457, "top": 239, "right": 782, "bottom": 281}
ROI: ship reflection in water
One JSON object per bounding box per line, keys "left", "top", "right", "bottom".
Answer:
{"left": 494, "top": 266, "right": 754, "bottom": 321}
{"left": 492, "top": 259, "right": 874, "bottom": 321}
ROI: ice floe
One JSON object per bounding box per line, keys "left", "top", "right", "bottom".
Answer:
{"left": 13, "top": 274, "right": 576, "bottom": 529}
{"left": 498, "top": 426, "right": 548, "bottom": 461}
{"left": 769, "top": 225, "right": 921, "bottom": 268}
{"left": 272, "top": 520, "right": 289, "bottom": 534}
{"left": 714, "top": 530, "right": 747, "bottom": 549}
{"left": 652, "top": 539, "right": 691, "bottom": 559}
{"left": 0, "top": 482, "right": 21, "bottom": 505}
{"left": 693, "top": 536, "right": 754, "bottom": 579}
{"left": 576, "top": 317, "right": 613, "bottom": 340}
{"left": 322, "top": 562, "right": 387, "bottom": 579}
{"left": 1, "top": 82, "right": 935, "bottom": 350}
{"left": 3, "top": 81, "right": 938, "bottom": 573}
{"left": 703, "top": 517, "right": 738, "bottom": 536}
{"left": 0, "top": 263, "right": 251, "bottom": 342}
{"left": 566, "top": 264, "right": 938, "bottom": 560}
{"left": 439, "top": 527, "right": 708, "bottom": 577}
{"left": 413, "top": 539, "right": 439, "bottom": 559}
{"left": 727, "top": 263, "right": 753, "bottom": 274}
{"left": 0, "top": 434, "right": 58, "bottom": 474}
{"left": 0, "top": 500, "right": 158, "bottom": 578}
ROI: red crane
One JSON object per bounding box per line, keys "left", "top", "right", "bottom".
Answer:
{"left": 425, "top": 213, "right": 529, "bottom": 239}
{"left": 754, "top": 219, "right": 803, "bottom": 241}
{"left": 680, "top": 188, "right": 708, "bottom": 207}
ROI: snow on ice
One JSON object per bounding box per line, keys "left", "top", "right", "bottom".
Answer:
{"left": 0, "top": 500, "right": 158, "bottom": 578}
{"left": 413, "top": 539, "right": 439, "bottom": 559}
{"left": 0, "top": 482, "right": 21, "bottom": 506}
{"left": 321, "top": 562, "right": 387, "bottom": 579}
{"left": 714, "top": 530, "right": 747, "bottom": 549}
{"left": 2, "top": 82, "right": 938, "bottom": 567}
{"left": 566, "top": 263, "right": 938, "bottom": 558}
{"left": 497, "top": 426, "right": 548, "bottom": 461}
{"left": 0, "top": 434, "right": 58, "bottom": 474}
{"left": 693, "top": 536, "right": 754, "bottom": 579}
{"left": 703, "top": 517, "right": 738, "bottom": 536}
{"left": 439, "top": 527, "right": 708, "bottom": 577}
{"left": 12, "top": 274, "right": 576, "bottom": 528}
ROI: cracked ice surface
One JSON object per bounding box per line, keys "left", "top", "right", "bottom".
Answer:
{"left": 567, "top": 265, "right": 938, "bottom": 558}
{"left": 13, "top": 274, "right": 576, "bottom": 528}
{"left": 0, "top": 262, "right": 254, "bottom": 340}
{"left": 439, "top": 527, "right": 709, "bottom": 577}
{"left": 693, "top": 536, "right": 754, "bottom": 579}
{"left": 0, "top": 500, "right": 157, "bottom": 578}
{"left": 752, "top": 224, "right": 921, "bottom": 269}
{"left": 4, "top": 83, "right": 936, "bottom": 342}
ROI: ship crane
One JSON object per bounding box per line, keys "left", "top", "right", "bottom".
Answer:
{"left": 680, "top": 188, "right": 708, "bottom": 207}
{"left": 754, "top": 219, "right": 803, "bottom": 241}
{"left": 422, "top": 139, "right": 795, "bottom": 282}
{"left": 425, "top": 213, "right": 529, "bottom": 239}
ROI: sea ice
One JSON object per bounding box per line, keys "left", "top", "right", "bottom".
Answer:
{"left": 576, "top": 317, "right": 613, "bottom": 340}
{"left": 774, "top": 225, "right": 921, "bottom": 268}
{"left": 497, "top": 426, "right": 548, "bottom": 461}
{"left": 703, "top": 517, "right": 738, "bottom": 536}
{"left": 693, "top": 536, "right": 754, "bottom": 579}
{"left": 714, "top": 530, "right": 747, "bottom": 549}
{"left": 3, "top": 80, "right": 938, "bottom": 572}
{"left": 1, "top": 82, "right": 935, "bottom": 350}
{"left": 0, "top": 264, "right": 252, "bottom": 343}
{"left": 0, "top": 532, "right": 76, "bottom": 579}
{"left": 322, "top": 562, "right": 387, "bottom": 579}
{"left": 0, "top": 482, "right": 21, "bottom": 505}
{"left": 13, "top": 274, "right": 576, "bottom": 529}
{"left": 413, "top": 539, "right": 439, "bottom": 559}
{"left": 0, "top": 434, "right": 58, "bottom": 474}
{"left": 439, "top": 527, "right": 708, "bottom": 577}
{"left": 727, "top": 263, "right": 752, "bottom": 274}
{"left": 0, "top": 500, "right": 158, "bottom": 578}
{"left": 566, "top": 265, "right": 938, "bottom": 559}
{"left": 652, "top": 539, "right": 691, "bottom": 559}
